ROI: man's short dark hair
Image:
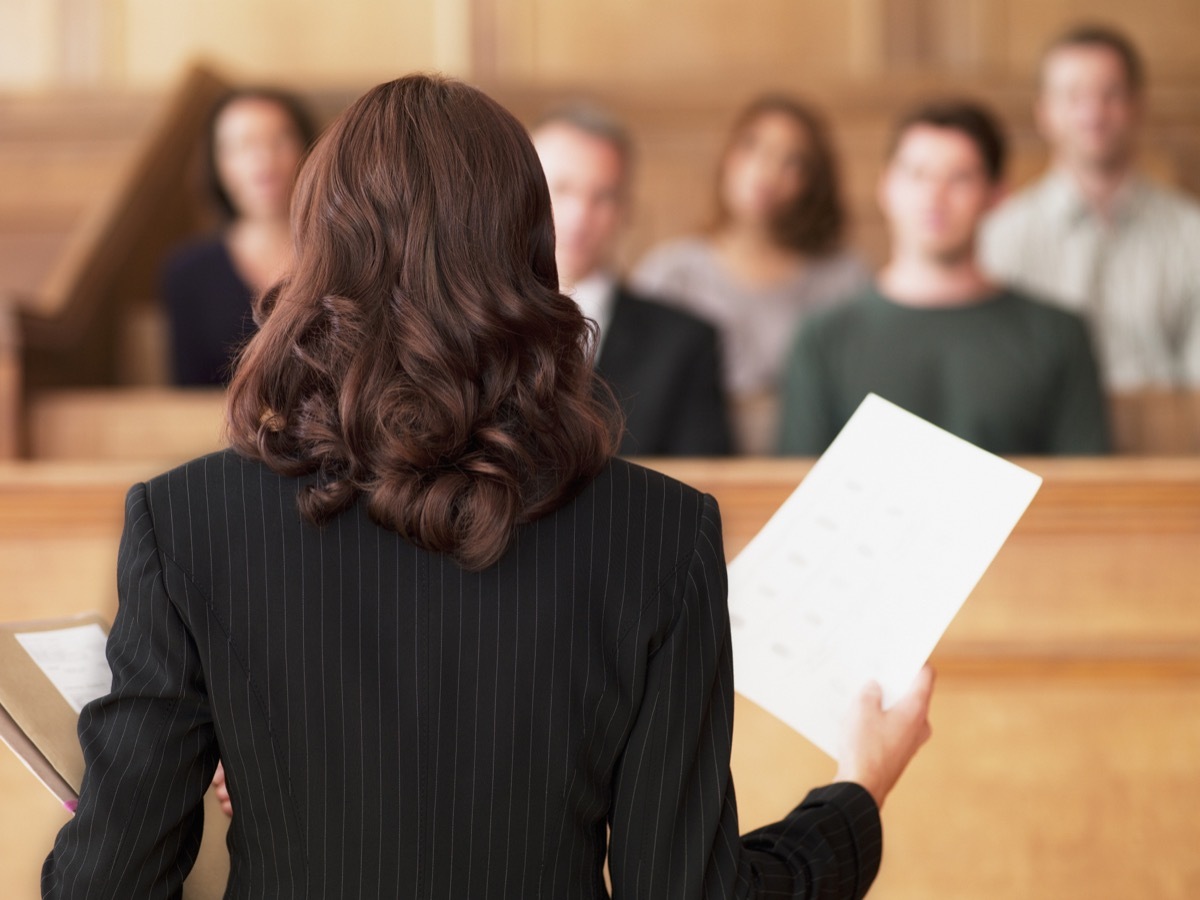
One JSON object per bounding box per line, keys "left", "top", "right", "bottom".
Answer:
{"left": 1042, "top": 24, "right": 1145, "bottom": 94}
{"left": 532, "top": 103, "right": 634, "bottom": 177}
{"left": 888, "top": 99, "right": 1008, "bottom": 184}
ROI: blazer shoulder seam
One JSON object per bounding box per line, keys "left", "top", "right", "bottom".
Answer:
{"left": 614, "top": 491, "right": 707, "bottom": 648}
{"left": 154, "top": 545, "right": 312, "bottom": 874}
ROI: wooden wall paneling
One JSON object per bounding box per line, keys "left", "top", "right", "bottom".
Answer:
{"left": 0, "top": 0, "right": 60, "bottom": 90}
{"left": 735, "top": 671, "right": 1200, "bottom": 900}
{"left": 26, "top": 387, "right": 227, "bottom": 463}
{"left": 652, "top": 455, "right": 1200, "bottom": 646}
{"left": 0, "top": 92, "right": 152, "bottom": 314}
{"left": 1109, "top": 389, "right": 1200, "bottom": 454}
{"left": 16, "top": 63, "right": 230, "bottom": 391}
{"left": 472, "top": 0, "right": 862, "bottom": 88}
{"left": 0, "top": 302, "right": 21, "bottom": 459}
{"left": 1001, "top": 0, "right": 1200, "bottom": 82}
{"left": 58, "top": 0, "right": 125, "bottom": 87}
{"left": 120, "top": 0, "right": 450, "bottom": 88}
{"left": 19, "top": 63, "right": 229, "bottom": 326}
{"left": 659, "top": 455, "right": 1200, "bottom": 897}
{"left": 8, "top": 0, "right": 1200, "bottom": 92}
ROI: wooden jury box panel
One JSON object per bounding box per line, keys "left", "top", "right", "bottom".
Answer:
{"left": 1, "top": 458, "right": 1198, "bottom": 898}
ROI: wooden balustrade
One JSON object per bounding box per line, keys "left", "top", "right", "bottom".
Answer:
{"left": 17, "top": 386, "right": 1200, "bottom": 463}
{"left": 0, "top": 457, "right": 1197, "bottom": 897}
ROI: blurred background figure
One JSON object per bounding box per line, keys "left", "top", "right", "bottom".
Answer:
{"left": 779, "top": 100, "right": 1109, "bottom": 456}
{"left": 632, "top": 95, "right": 869, "bottom": 455}
{"left": 160, "top": 88, "right": 316, "bottom": 386}
{"left": 982, "top": 24, "right": 1200, "bottom": 390}
{"left": 532, "top": 105, "right": 733, "bottom": 456}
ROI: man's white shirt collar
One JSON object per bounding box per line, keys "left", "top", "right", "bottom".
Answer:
{"left": 566, "top": 271, "right": 617, "bottom": 358}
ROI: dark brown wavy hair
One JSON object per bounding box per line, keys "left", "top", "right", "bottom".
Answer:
{"left": 713, "top": 95, "right": 847, "bottom": 256}
{"left": 227, "top": 75, "right": 621, "bottom": 570}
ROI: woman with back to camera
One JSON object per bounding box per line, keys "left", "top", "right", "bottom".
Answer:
{"left": 633, "top": 96, "right": 870, "bottom": 455}
{"left": 161, "top": 87, "right": 316, "bottom": 385}
{"left": 43, "top": 75, "right": 932, "bottom": 899}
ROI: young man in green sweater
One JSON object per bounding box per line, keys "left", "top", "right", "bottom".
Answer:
{"left": 779, "top": 100, "right": 1110, "bottom": 456}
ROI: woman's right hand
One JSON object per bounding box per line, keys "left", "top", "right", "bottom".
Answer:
{"left": 834, "top": 665, "right": 935, "bottom": 809}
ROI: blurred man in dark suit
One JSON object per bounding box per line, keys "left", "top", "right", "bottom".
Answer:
{"left": 533, "top": 107, "right": 733, "bottom": 456}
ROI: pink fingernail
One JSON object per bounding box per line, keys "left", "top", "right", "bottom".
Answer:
{"left": 64, "top": 800, "right": 78, "bottom": 813}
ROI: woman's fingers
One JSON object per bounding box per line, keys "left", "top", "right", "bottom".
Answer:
{"left": 834, "top": 665, "right": 937, "bottom": 809}
{"left": 212, "top": 761, "right": 234, "bottom": 818}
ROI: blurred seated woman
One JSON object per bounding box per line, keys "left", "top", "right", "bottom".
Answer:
{"left": 44, "top": 76, "right": 932, "bottom": 899}
{"left": 161, "top": 88, "right": 316, "bottom": 385}
{"left": 632, "top": 96, "right": 869, "bottom": 454}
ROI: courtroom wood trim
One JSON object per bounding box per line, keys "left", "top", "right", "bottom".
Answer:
{"left": 1109, "top": 389, "right": 1200, "bottom": 454}
{"left": 17, "top": 62, "right": 231, "bottom": 342}
{"left": 469, "top": 0, "right": 500, "bottom": 82}
{"left": 0, "top": 301, "right": 20, "bottom": 458}
{"left": 931, "top": 640, "right": 1200, "bottom": 678}
{"left": 58, "top": 0, "right": 122, "bottom": 87}
{"left": 648, "top": 456, "right": 1200, "bottom": 534}
{"left": 0, "top": 461, "right": 159, "bottom": 536}
{"left": 26, "top": 386, "right": 227, "bottom": 462}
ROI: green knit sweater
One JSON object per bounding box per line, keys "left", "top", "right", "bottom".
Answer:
{"left": 778, "top": 286, "right": 1111, "bottom": 456}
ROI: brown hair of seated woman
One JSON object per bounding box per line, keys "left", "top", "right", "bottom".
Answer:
{"left": 713, "top": 94, "right": 848, "bottom": 256}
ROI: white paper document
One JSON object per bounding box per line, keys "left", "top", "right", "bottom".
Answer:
{"left": 728, "top": 394, "right": 1042, "bottom": 757}
{"left": 14, "top": 624, "right": 112, "bottom": 714}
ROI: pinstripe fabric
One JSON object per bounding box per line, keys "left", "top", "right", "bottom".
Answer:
{"left": 43, "top": 449, "right": 881, "bottom": 899}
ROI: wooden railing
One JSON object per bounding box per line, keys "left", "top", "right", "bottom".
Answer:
{"left": 16, "top": 386, "right": 1200, "bottom": 462}
{"left": 1, "top": 457, "right": 1197, "bottom": 898}
{"left": 1110, "top": 388, "right": 1200, "bottom": 454}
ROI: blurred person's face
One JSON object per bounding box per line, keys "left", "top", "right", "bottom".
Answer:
{"left": 1037, "top": 45, "right": 1140, "bottom": 172}
{"left": 533, "top": 123, "right": 627, "bottom": 287}
{"left": 214, "top": 98, "right": 306, "bottom": 221}
{"left": 720, "top": 111, "right": 810, "bottom": 229}
{"left": 879, "top": 125, "right": 1000, "bottom": 264}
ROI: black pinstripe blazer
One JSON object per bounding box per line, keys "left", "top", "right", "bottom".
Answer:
{"left": 43, "top": 449, "right": 881, "bottom": 899}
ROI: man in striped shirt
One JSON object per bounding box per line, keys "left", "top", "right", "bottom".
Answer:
{"left": 981, "top": 24, "right": 1200, "bottom": 390}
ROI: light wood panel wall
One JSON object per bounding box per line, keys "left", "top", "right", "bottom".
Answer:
{"left": 474, "top": 0, "right": 1200, "bottom": 88}
{"left": 6, "top": 0, "right": 1200, "bottom": 92}
{"left": 1000, "top": 0, "right": 1200, "bottom": 80}
{"left": 472, "top": 0, "right": 877, "bottom": 87}
{"left": 0, "top": 0, "right": 467, "bottom": 91}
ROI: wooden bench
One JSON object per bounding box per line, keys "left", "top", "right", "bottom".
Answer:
{"left": 26, "top": 387, "right": 227, "bottom": 462}
{"left": 1, "top": 457, "right": 1198, "bottom": 897}
{"left": 20, "top": 386, "right": 1200, "bottom": 462}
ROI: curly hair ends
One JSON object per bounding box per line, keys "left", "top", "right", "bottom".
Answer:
{"left": 226, "top": 75, "right": 622, "bottom": 570}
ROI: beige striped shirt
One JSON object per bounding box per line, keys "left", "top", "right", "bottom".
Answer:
{"left": 981, "top": 170, "right": 1200, "bottom": 389}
